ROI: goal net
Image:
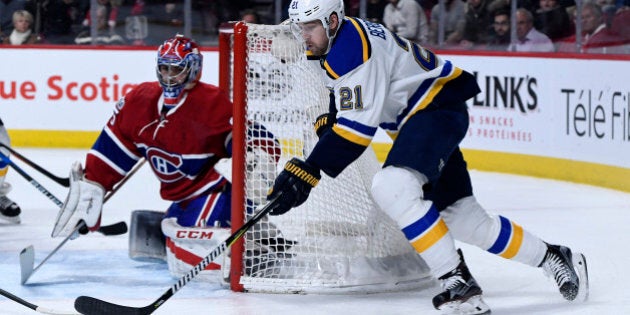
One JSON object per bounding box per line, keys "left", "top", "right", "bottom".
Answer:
{"left": 220, "top": 22, "right": 431, "bottom": 294}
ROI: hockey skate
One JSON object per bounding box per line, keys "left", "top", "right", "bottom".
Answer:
{"left": 0, "top": 195, "right": 21, "bottom": 224}
{"left": 540, "top": 244, "right": 589, "bottom": 302}
{"left": 432, "top": 249, "right": 491, "bottom": 315}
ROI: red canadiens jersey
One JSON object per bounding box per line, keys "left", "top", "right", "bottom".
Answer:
{"left": 85, "top": 81, "right": 233, "bottom": 202}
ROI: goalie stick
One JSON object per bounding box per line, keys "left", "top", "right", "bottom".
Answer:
{"left": 19, "top": 221, "right": 128, "bottom": 284}
{"left": 74, "top": 194, "right": 282, "bottom": 315}
{"left": 0, "top": 143, "right": 70, "bottom": 187}
{"left": 19, "top": 160, "right": 146, "bottom": 284}
{"left": 0, "top": 287, "right": 79, "bottom": 315}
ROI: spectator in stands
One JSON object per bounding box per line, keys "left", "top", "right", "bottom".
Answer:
{"left": 130, "top": 1, "right": 183, "bottom": 46}
{"left": 596, "top": 0, "right": 617, "bottom": 26}
{"left": 75, "top": 0, "right": 124, "bottom": 44}
{"left": 418, "top": 0, "right": 437, "bottom": 21}
{"left": 615, "top": 0, "right": 630, "bottom": 10}
{"left": 488, "top": 0, "right": 536, "bottom": 14}
{"left": 152, "top": 2, "right": 183, "bottom": 27}
{"left": 366, "top": 0, "right": 388, "bottom": 23}
{"left": 448, "top": 0, "right": 494, "bottom": 48}
{"left": 609, "top": 4, "right": 630, "bottom": 40}
{"left": 486, "top": 9, "right": 511, "bottom": 50}
{"left": 81, "top": 0, "right": 119, "bottom": 34}
{"left": 193, "top": 0, "right": 217, "bottom": 36}
{"left": 383, "top": 0, "right": 429, "bottom": 43}
{"left": 508, "top": 8, "right": 555, "bottom": 51}
{"left": 241, "top": 8, "right": 260, "bottom": 23}
{"left": 535, "top": 0, "right": 574, "bottom": 40}
{"left": 0, "top": 0, "right": 26, "bottom": 34}
{"left": 428, "top": 0, "right": 465, "bottom": 45}
{"left": 346, "top": 0, "right": 361, "bottom": 16}
{"left": 557, "top": 2, "right": 628, "bottom": 53}
{"left": 38, "top": 0, "right": 84, "bottom": 45}
{"left": 2, "top": 9, "right": 39, "bottom": 44}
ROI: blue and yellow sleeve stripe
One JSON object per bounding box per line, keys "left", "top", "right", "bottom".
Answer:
{"left": 332, "top": 117, "right": 377, "bottom": 147}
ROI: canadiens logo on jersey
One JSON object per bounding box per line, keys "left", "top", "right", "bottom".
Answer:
{"left": 85, "top": 81, "right": 233, "bottom": 202}
{"left": 146, "top": 147, "right": 187, "bottom": 183}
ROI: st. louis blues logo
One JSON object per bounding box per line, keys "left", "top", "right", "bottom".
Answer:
{"left": 146, "top": 147, "right": 185, "bottom": 183}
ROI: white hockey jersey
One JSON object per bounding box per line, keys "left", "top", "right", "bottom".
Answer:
{"left": 306, "top": 17, "right": 479, "bottom": 177}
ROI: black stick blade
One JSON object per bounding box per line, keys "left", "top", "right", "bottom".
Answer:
{"left": 74, "top": 296, "right": 154, "bottom": 315}
{"left": 97, "top": 221, "right": 128, "bottom": 236}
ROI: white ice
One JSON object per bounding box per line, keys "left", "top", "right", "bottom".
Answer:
{"left": 0, "top": 148, "right": 628, "bottom": 315}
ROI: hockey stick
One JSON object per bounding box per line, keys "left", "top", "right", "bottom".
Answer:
{"left": 20, "top": 223, "right": 86, "bottom": 285}
{"left": 74, "top": 194, "right": 282, "bottom": 315}
{"left": 0, "top": 287, "right": 79, "bottom": 315}
{"left": 0, "top": 143, "right": 70, "bottom": 187}
{"left": 0, "top": 151, "right": 127, "bottom": 236}
{"left": 19, "top": 160, "right": 146, "bottom": 284}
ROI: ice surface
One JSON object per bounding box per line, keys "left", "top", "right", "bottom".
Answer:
{"left": 0, "top": 148, "right": 628, "bottom": 315}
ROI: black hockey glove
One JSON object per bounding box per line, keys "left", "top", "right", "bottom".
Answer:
{"left": 314, "top": 113, "right": 336, "bottom": 138}
{"left": 267, "top": 158, "right": 321, "bottom": 215}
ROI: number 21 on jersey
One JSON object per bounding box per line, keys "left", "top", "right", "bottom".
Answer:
{"left": 331, "top": 86, "right": 364, "bottom": 111}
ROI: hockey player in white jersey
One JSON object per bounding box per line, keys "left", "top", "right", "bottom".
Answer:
{"left": 267, "top": 0, "right": 589, "bottom": 314}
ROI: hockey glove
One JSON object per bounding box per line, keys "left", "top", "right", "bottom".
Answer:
{"left": 314, "top": 113, "right": 336, "bottom": 138}
{"left": 52, "top": 162, "right": 105, "bottom": 237}
{"left": 267, "top": 158, "right": 321, "bottom": 215}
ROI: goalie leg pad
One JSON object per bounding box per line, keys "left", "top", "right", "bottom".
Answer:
{"left": 441, "top": 196, "right": 547, "bottom": 266}
{"left": 129, "top": 210, "right": 166, "bottom": 262}
{"left": 161, "top": 217, "right": 231, "bottom": 284}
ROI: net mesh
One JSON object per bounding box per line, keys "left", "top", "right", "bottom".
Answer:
{"left": 230, "top": 23, "right": 431, "bottom": 293}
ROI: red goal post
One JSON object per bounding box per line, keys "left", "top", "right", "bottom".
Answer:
{"left": 219, "top": 22, "right": 431, "bottom": 294}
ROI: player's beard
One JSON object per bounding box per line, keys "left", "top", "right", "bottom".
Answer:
{"left": 307, "top": 41, "right": 327, "bottom": 56}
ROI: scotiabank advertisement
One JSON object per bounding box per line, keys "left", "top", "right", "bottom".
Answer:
{"left": 0, "top": 47, "right": 628, "bottom": 171}
{"left": 0, "top": 47, "right": 217, "bottom": 131}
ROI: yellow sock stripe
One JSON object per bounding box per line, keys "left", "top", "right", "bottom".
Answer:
{"left": 0, "top": 167, "right": 8, "bottom": 177}
{"left": 409, "top": 219, "right": 449, "bottom": 253}
{"left": 499, "top": 222, "right": 524, "bottom": 259}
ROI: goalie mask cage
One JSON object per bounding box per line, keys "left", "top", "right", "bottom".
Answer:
{"left": 220, "top": 22, "right": 431, "bottom": 294}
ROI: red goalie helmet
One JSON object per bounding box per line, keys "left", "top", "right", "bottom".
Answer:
{"left": 156, "top": 34, "right": 203, "bottom": 94}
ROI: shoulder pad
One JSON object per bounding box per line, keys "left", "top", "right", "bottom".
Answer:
{"left": 322, "top": 17, "right": 372, "bottom": 79}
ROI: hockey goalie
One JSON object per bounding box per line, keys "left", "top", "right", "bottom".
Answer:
{"left": 51, "top": 34, "right": 284, "bottom": 284}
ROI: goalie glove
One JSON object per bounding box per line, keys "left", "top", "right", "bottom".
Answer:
{"left": 267, "top": 158, "right": 320, "bottom": 215}
{"left": 314, "top": 113, "right": 336, "bottom": 138}
{"left": 51, "top": 161, "right": 105, "bottom": 237}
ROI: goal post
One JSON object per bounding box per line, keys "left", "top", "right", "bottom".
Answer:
{"left": 220, "top": 22, "right": 432, "bottom": 294}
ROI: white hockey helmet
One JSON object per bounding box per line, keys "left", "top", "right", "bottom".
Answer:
{"left": 288, "top": 0, "right": 345, "bottom": 51}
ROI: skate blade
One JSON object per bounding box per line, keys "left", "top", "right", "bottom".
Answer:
{"left": 572, "top": 252, "right": 589, "bottom": 302}
{"left": 438, "top": 295, "right": 491, "bottom": 315}
{"left": 0, "top": 213, "right": 20, "bottom": 224}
